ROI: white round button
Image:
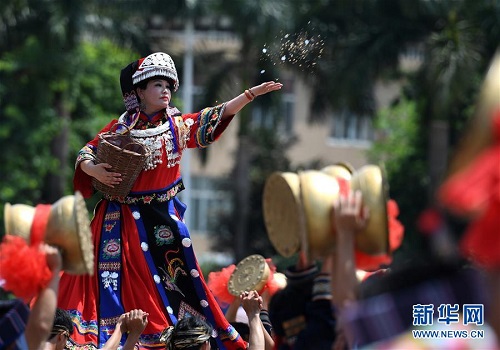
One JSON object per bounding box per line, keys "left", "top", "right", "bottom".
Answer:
{"left": 182, "top": 238, "right": 192, "bottom": 247}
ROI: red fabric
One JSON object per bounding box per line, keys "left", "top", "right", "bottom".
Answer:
{"left": 64, "top": 107, "right": 246, "bottom": 349}
{"left": 212, "top": 115, "right": 234, "bottom": 141}
{"left": 30, "top": 204, "right": 51, "bottom": 246}
{"left": 361, "top": 268, "right": 388, "bottom": 282}
{"left": 74, "top": 114, "right": 235, "bottom": 199}
{"left": 58, "top": 203, "right": 175, "bottom": 343}
{"left": 417, "top": 207, "right": 443, "bottom": 236}
{"left": 387, "top": 199, "right": 405, "bottom": 251}
{"left": 438, "top": 146, "right": 500, "bottom": 268}
{"left": 337, "top": 177, "right": 350, "bottom": 197}
{"left": 355, "top": 199, "right": 404, "bottom": 271}
{"left": 73, "top": 119, "right": 118, "bottom": 198}
{"left": 73, "top": 116, "right": 182, "bottom": 198}
{"left": 57, "top": 205, "right": 102, "bottom": 343}
{"left": 459, "top": 201, "right": 500, "bottom": 268}
{"left": 438, "top": 144, "right": 500, "bottom": 218}
{"left": 208, "top": 258, "right": 284, "bottom": 308}
{"left": 59, "top": 201, "right": 246, "bottom": 349}
{"left": 263, "top": 258, "right": 283, "bottom": 297}
{"left": 334, "top": 174, "right": 405, "bottom": 271}
{"left": 208, "top": 264, "right": 237, "bottom": 307}
{"left": 0, "top": 235, "right": 52, "bottom": 302}
{"left": 198, "top": 260, "right": 247, "bottom": 350}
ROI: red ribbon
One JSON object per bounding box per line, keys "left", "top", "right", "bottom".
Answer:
{"left": 30, "top": 204, "right": 51, "bottom": 246}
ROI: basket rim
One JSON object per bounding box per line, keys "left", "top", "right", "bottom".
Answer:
{"left": 98, "top": 134, "right": 150, "bottom": 156}
{"left": 93, "top": 131, "right": 150, "bottom": 197}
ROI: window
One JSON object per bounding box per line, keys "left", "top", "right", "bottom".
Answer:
{"left": 183, "top": 176, "right": 232, "bottom": 235}
{"left": 330, "top": 109, "right": 373, "bottom": 144}
{"left": 281, "top": 93, "right": 295, "bottom": 135}
{"left": 249, "top": 77, "right": 295, "bottom": 138}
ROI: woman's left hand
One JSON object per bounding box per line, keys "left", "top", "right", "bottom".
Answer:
{"left": 249, "top": 81, "right": 283, "bottom": 97}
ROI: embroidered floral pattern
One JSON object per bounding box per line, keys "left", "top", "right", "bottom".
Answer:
{"left": 68, "top": 310, "right": 98, "bottom": 336}
{"left": 102, "top": 239, "right": 121, "bottom": 259}
{"left": 119, "top": 112, "right": 180, "bottom": 170}
{"left": 158, "top": 248, "right": 187, "bottom": 295}
{"left": 154, "top": 225, "right": 175, "bottom": 246}
{"left": 66, "top": 341, "right": 98, "bottom": 350}
{"left": 136, "top": 332, "right": 167, "bottom": 347}
{"left": 196, "top": 104, "right": 226, "bottom": 148}
{"left": 104, "top": 211, "right": 120, "bottom": 221}
{"left": 103, "top": 182, "right": 184, "bottom": 204}
{"left": 76, "top": 145, "right": 97, "bottom": 169}
{"left": 99, "top": 262, "right": 120, "bottom": 271}
{"left": 219, "top": 324, "right": 241, "bottom": 342}
{"left": 123, "top": 92, "right": 139, "bottom": 112}
{"left": 104, "top": 222, "right": 116, "bottom": 233}
{"left": 99, "top": 316, "right": 121, "bottom": 327}
{"left": 101, "top": 271, "right": 119, "bottom": 291}
{"left": 174, "top": 116, "right": 192, "bottom": 150}
{"left": 178, "top": 301, "right": 205, "bottom": 320}
{"left": 143, "top": 195, "right": 154, "bottom": 204}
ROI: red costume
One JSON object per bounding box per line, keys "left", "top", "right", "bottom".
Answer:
{"left": 57, "top": 52, "right": 246, "bottom": 349}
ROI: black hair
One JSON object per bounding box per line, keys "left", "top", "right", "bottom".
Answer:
{"left": 176, "top": 314, "right": 213, "bottom": 332}
{"left": 48, "top": 308, "right": 74, "bottom": 340}
{"left": 170, "top": 315, "right": 214, "bottom": 350}
{"left": 135, "top": 77, "right": 175, "bottom": 91}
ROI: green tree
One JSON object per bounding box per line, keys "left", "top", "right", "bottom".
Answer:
{"left": 201, "top": 0, "right": 293, "bottom": 260}
{"left": 0, "top": 0, "right": 192, "bottom": 215}
{"left": 0, "top": 39, "right": 137, "bottom": 229}
{"left": 285, "top": 0, "right": 500, "bottom": 262}
{"left": 367, "top": 96, "right": 428, "bottom": 262}
{"left": 1, "top": 1, "right": 130, "bottom": 204}
{"left": 214, "top": 127, "right": 293, "bottom": 259}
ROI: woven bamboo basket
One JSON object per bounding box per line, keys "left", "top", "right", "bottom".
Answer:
{"left": 91, "top": 123, "right": 150, "bottom": 197}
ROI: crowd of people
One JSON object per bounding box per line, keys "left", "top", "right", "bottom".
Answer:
{"left": 1, "top": 50, "right": 499, "bottom": 350}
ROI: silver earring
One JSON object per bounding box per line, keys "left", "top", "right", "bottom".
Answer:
{"left": 140, "top": 101, "right": 146, "bottom": 111}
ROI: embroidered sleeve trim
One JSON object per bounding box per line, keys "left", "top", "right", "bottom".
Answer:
{"left": 195, "top": 103, "right": 226, "bottom": 148}
{"left": 75, "top": 145, "right": 97, "bottom": 170}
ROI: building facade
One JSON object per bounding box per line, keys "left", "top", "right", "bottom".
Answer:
{"left": 149, "top": 20, "right": 402, "bottom": 260}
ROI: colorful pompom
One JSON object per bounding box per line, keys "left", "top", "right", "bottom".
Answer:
{"left": 0, "top": 235, "right": 52, "bottom": 302}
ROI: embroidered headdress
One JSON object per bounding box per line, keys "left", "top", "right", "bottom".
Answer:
{"left": 120, "top": 52, "right": 179, "bottom": 116}
{"left": 133, "top": 52, "right": 179, "bottom": 90}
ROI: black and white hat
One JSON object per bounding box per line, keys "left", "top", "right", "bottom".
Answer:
{"left": 120, "top": 52, "right": 179, "bottom": 115}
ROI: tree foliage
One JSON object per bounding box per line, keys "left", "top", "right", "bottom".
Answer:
{"left": 284, "top": 0, "right": 500, "bottom": 264}
{"left": 1, "top": 0, "right": 499, "bottom": 264}
{"left": 0, "top": 38, "right": 137, "bottom": 229}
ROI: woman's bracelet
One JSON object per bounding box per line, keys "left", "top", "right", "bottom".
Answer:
{"left": 244, "top": 89, "right": 254, "bottom": 101}
{"left": 248, "top": 88, "right": 256, "bottom": 98}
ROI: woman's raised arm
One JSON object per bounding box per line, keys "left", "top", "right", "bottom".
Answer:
{"left": 222, "top": 81, "right": 283, "bottom": 119}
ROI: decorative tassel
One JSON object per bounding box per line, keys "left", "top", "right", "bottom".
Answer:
{"left": 262, "top": 258, "right": 284, "bottom": 297}
{"left": 0, "top": 235, "right": 52, "bottom": 302}
{"left": 208, "top": 258, "right": 285, "bottom": 307}
{"left": 207, "top": 264, "right": 237, "bottom": 307}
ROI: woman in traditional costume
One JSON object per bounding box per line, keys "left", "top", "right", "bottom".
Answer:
{"left": 57, "top": 52, "right": 282, "bottom": 349}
